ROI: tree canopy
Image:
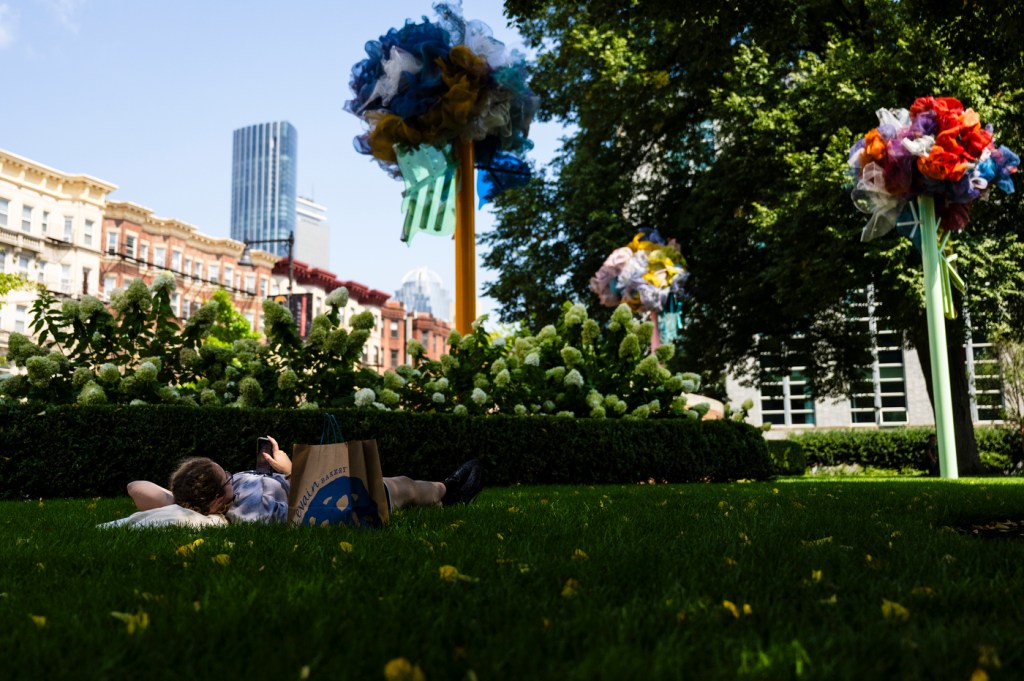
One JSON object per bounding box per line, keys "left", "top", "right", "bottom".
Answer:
{"left": 487, "top": 0, "right": 1024, "bottom": 471}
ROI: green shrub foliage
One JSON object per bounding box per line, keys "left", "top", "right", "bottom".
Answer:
{"left": 0, "top": 405, "right": 772, "bottom": 498}
{"left": 790, "top": 427, "right": 1022, "bottom": 471}
{"left": 1, "top": 285, "right": 738, "bottom": 420}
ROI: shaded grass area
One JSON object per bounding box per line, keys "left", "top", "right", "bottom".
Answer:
{"left": 2, "top": 480, "right": 1024, "bottom": 680}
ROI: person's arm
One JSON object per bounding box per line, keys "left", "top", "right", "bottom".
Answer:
{"left": 127, "top": 481, "right": 175, "bottom": 511}
{"left": 262, "top": 435, "right": 293, "bottom": 477}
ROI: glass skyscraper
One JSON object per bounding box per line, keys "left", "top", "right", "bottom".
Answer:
{"left": 231, "top": 121, "right": 297, "bottom": 257}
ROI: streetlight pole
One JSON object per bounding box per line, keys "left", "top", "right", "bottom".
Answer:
{"left": 238, "top": 232, "right": 294, "bottom": 294}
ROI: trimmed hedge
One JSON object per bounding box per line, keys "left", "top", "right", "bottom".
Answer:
{"left": 786, "top": 426, "right": 1022, "bottom": 471}
{"left": 0, "top": 405, "right": 772, "bottom": 499}
{"left": 765, "top": 439, "right": 808, "bottom": 475}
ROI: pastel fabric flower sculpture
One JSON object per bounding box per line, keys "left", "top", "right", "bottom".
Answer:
{"left": 588, "top": 228, "right": 688, "bottom": 314}
{"left": 849, "top": 97, "right": 1018, "bottom": 241}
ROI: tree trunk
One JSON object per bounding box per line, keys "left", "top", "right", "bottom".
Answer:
{"left": 910, "top": 317, "right": 988, "bottom": 475}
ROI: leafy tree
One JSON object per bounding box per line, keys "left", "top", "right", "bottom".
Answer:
{"left": 0, "top": 274, "right": 31, "bottom": 301}
{"left": 491, "top": 0, "right": 1024, "bottom": 472}
{"left": 204, "top": 289, "right": 260, "bottom": 346}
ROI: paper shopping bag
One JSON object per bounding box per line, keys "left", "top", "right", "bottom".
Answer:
{"left": 288, "top": 429, "right": 389, "bottom": 528}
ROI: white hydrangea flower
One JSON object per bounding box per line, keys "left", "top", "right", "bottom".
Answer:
{"left": 150, "top": 272, "right": 176, "bottom": 294}
{"left": 471, "top": 388, "right": 488, "bottom": 405}
{"left": 564, "top": 303, "right": 588, "bottom": 327}
{"left": 432, "top": 392, "right": 446, "bottom": 404}
{"left": 325, "top": 286, "right": 349, "bottom": 308}
{"left": 537, "top": 325, "right": 558, "bottom": 341}
{"left": 564, "top": 369, "right": 584, "bottom": 388}
{"left": 354, "top": 388, "right": 376, "bottom": 407}
{"left": 525, "top": 353, "right": 540, "bottom": 367}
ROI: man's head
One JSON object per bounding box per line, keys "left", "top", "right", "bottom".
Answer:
{"left": 170, "top": 457, "right": 234, "bottom": 515}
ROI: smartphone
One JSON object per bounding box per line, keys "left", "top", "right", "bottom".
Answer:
{"left": 255, "top": 437, "right": 274, "bottom": 475}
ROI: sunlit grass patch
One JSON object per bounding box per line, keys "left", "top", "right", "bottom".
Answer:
{"left": 2, "top": 480, "right": 1023, "bottom": 680}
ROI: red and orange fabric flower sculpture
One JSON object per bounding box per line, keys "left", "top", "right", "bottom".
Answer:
{"left": 849, "top": 96, "right": 1018, "bottom": 241}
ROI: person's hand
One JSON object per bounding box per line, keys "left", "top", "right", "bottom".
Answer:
{"left": 262, "top": 435, "right": 292, "bottom": 476}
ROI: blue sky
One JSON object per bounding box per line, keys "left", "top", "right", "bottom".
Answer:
{"left": 0, "top": 0, "right": 565, "bottom": 319}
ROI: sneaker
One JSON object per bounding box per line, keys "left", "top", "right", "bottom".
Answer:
{"left": 442, "top": 459, "right": 484, "bottom": 506}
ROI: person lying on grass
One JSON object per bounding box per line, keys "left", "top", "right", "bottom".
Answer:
{"left": 126, "top": 435, "right": 484, "bottom": 523}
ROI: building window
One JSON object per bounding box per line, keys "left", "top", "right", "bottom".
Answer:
{"left": 171, "top": 293, "right": 180, "bottom": 316}
{"left": 14, "top": 305, "right": 27, "bottom": 333}
{"left": 171, "top": 250, "right": 182, "bottom": 272}
{"left": 848, "top": 288, "right": 908, "bottom": 425}
{"left": 18, "top": 255, "right": 30, "bottom": 276}
{"left": 183, "top": 257, "right": 193, "bottom": 279}
{"left": 63, "top": 216, "right": 74, "bottom": 242}
{"left": 260, "top": 277, "right": 268, "bottom": 297}
{"left": 245, "top": 311, "right": 255, "bottom": 330}
{"left": 421, "top": 330, "right": 429, "bottom": 345}
{"left": 966, "top": 321, "right": 1004, "bottom": 422}
{"left": 82, "top": 267, "right": 91, "bottom": 295}
{"left": 42, "top": 211, "right": 51, "bottom": 235}
{"left": 36, "top": 260, "right": 46, "bottom": 284}
{"left": 0, "top": 198, "right": 8, "bottom": 227}
{"left": 209, "top": 264, "right": 219, "bottom": 285}
{"left": 125, "top": 235, "right": 136, "bottom": 259}
{"left": 182, "top": 299, "right": 191, "bottom": 320}
{"left": 22, "top": 205, "right": 33, "bottom": 232}
{"left": 154, "top": 246, "right": 166, "bottom": 269}
{"left": 103, "top": 274, "right": 118, "bottom": 294}
{"left": 106, "top": 231, "right": 118, "bottom": 255}
{"left": 139, "top": 243, "right": 149, "bottom": 269}
{"left": 194, "top": 260, "right": 203, "bottom": 280}
{"left": 60, "top": 265, "right": 71, "bottom": 293}
{"left": 245, "top": 274, "right": 256, "bottom": 294}
{"left": 759, "top": 365, "right": 816, "bottom": 426}
{"left": 390, "top": 349, "right": 399, "bottom": 367}
{"left": 224, "top": 266, "right": 234, "bottom": 290}
{"left": 83, "top": 220, "right": 94, "bottom": 246}
{"left": 0, "top": 250, "right": 5, "bottom": 272}
{"left": 390, "top": 320, "right": 399, "bottom": 339}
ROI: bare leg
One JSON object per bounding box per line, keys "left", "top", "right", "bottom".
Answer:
{"left": 127, "top": 481, "right": 175, "bottom": 511}
{"left": 383, "top": 476, "right": 445, "bottom": 510}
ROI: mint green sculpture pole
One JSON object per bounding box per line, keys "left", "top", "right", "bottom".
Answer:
{"left": 918, "top": 195, "right": 958, "bottom": 479}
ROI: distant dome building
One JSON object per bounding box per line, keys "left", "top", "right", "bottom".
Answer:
{"left": 395, "top": 267, "right": 452, "bottom": 321}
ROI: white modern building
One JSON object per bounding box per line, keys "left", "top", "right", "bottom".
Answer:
{"left": 726, "top": 288, "right": 1004, "bottom": 437}
{"left": 294, "top": 196, "right": 330, "bottom": 271}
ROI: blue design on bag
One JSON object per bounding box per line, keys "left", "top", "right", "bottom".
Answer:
{"left": 303, "top": 476, "right": 382, "bottom": 528}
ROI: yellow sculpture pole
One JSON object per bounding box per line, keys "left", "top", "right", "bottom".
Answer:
{"left": 455, "top": 140, "right": 476, "bottom": 334}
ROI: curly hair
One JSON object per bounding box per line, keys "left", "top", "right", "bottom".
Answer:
{"left": 170, "top": 457, "right": 227, "bottom": 514}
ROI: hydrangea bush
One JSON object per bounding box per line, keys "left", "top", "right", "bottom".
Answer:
{"left": 372, "top": 302, "right": 727, "bottom": 421}
{"left": 2, "top": 281, "right": 739, "bottom": 420}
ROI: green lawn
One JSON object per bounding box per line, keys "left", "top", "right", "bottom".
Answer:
{"left": 2, "top": 479, "right": 1023, "bottom": 680}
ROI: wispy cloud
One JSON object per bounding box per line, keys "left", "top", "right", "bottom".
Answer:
{"left": 45, "top": 0, "right": 85, "bottom": 34}
{"left": 0, "top": 4, "right": 16, "bottom": 49}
